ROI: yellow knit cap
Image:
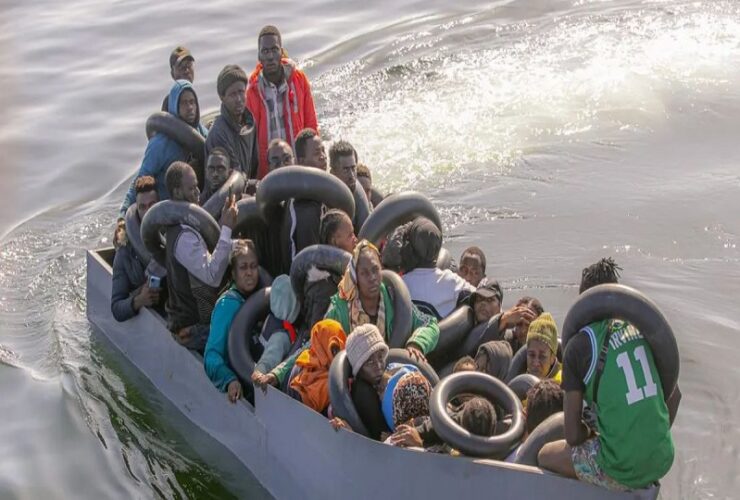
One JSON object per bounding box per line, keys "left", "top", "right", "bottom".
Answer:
{"left": 526, "top": 312, "right": 559, "bottom": 355}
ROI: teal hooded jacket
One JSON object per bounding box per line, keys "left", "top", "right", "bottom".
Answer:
{"left": 119, "top": 80, "right": 207, "bottom": 217}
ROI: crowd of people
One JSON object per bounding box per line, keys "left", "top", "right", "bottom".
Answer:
{"left": 109, "top": 25, "right": 679, "bottom": 493}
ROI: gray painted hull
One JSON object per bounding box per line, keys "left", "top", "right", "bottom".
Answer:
{"left": 86, "top": 249, "right": 659, "bottom": 500}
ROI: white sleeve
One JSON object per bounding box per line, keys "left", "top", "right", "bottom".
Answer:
{"left": 174, "top": 226, "right": 233, "bottom": 287}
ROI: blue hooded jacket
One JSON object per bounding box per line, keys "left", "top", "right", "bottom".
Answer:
{"left": 119, "top": 80, "right": 208, "bottom": 217}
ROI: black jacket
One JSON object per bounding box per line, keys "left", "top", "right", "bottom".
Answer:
{"left": 205, "top": 103, "right": 259, "bottom": 179}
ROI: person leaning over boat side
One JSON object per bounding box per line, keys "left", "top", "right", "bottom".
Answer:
{"left": 119, "top": 80, "right": 208, "bottom": 219}
{"left": 287, "top": 319, "right": 346, "bottom": 414}
{"left": 205, "top": 65, "right": 258, "bottom": 179}
{"left": 266, "top": 139, "right": 295, "bottom": 172}
{"left": 401, "top": 217, "right": 475, "bottom": 320}
{"left": 254, "top": 240, "right": 439, "bottom": 391}
{"left": 526, "top": 312, "right": 562, "bottom": 383}
{"left": 247, "top": 25, "right": 318, "bottom": 179}
{"left": 458, "top": 246, "right": 487, "bottom": 287}
{"left": 161, "top": 46, "right": 194, "bottom": 111}
{"left": 199, "top": 148, "right": 233, "bottom": 208}
{"left": 165, "top": 162, "right": 237, "bottom": 352}
{"left": 204, "top": 239, "right": 263, "bottom": 402}
{"left": 356, "top": 163, "right": 374, "bottom": 207}
{"left": 294, "top": 128, "right": 327, "bottom": 171}
{"left": 111, "top": 176, "right": 164, "bottom": 322}
{"left": 300, "top": 209, "right": 357, "bottom": 332}
{"left": 537, "top": 258, "right": 675, "bottom": 492}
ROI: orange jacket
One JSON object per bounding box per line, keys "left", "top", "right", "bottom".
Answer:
{"left": 245, "top": 59, "right": 319, "bottom": 179}
{"left": 289, "top": 319, "right": 346, "bottom": 413}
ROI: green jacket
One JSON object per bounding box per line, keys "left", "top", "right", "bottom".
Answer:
{"left": 271, "top": 283, "right": 439, "bottom": 384}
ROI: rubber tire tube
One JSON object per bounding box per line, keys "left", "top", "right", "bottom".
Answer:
{"left": 430, "top": 372, "right": 525, "bottom": 458}
{"left": 450, "top": 316, "right": 504, "bottom": 361}
{"left": 505, "top": 345, "right": 527, "bottom": 383}
{"left": 124, "top": 203, "right": 152, "bottom": 265}
{"left": 369, "top": 186, "right": 385, "bottom": 208}
{"left": 353, "top": 184, "right": 372, "bottom": 235}
{"left": 561, "top": 283, "right": 679, "bottom": 399}
{"left": 381, "top": 270, "right": 414, "bottom": 349}
{"left": 358, "top": 191, "right": 442, "bottom": 246}
{"left": 255, "top": 166, "right": 355, "bottom": 222}
{"left": 145, "top": 111, "right": 206, "bottom": 184}
{"left": 289, "top": 245, "right": 351, "bottom": 305}
{"left": 387, "top": 347, "right": 440, "bottom": 387}
{"left": 514, "top": 412, "right": 565, "bottom": 466}
{"left": 427, "top": 306, "right": 475, "bottom": 370}
{"left": 227, "top": 287, "right": 271, "bottom": 387}
{"left": 328, "top": 350, "right": 371, "bottom": 437}
{"left": 507, "top": 373, "right": 541, "bottom": 400}
{"left": 201, "top": 170, "right": 246, "bottom": 220}
{"left": 436, "top": 247, "right": 453, "bottom": 270}
{"left": 140, "top": 200, "right": 220, "bottom": 267}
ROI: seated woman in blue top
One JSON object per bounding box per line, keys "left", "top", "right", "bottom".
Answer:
{"left": 204, "top": 239, "right": 266, "bottom": 403}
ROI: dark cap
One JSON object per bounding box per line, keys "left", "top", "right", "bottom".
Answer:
{"left": 169, "top": 46, "right": 194, "bottom": 68}
{"left": 472, "top": 279, "right": 503, "bottom": 304}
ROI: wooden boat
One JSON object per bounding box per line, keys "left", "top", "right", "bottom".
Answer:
{"left": 86, "top": 247, "right": 660, "bottom": 500}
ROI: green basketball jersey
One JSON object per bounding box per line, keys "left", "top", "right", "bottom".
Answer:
{"left": 582, "top": 319, "right": 674, "bottom": 488}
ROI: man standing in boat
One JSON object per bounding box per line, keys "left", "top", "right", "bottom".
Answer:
{"left": 246, "top": 25, "right": 318, "bottom": 179}
{"left": 163, "top": 162, "right": 237, "bottom": 352}
{"left": 205, "top": 64, "right": 258, "bottom": 178}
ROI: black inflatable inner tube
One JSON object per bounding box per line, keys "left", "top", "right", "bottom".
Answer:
{"left": 145, "top": 111, "right": 206, "bottom": 186}
{"left": 201, "top": 170, "right": 246, "bottom": 220}
{"left": 381, "top": 270, "right": 414, "bottom": 348}
{"left": 328, "top": 348, "right": 440, "bottom": 439}
{"left": 289, "top": 245, "right": 351, "bottom": 305}
{"left": 436, "top": 247, "right": 453, "bottom": 270}
{"left": 561, "top": 284, "right": 679, "bottom": 400}
{"left": 140, "top": 200, "right": 220, "bottom": 266}
{"left": 358, "top": 191, "right": 442, "bottom": 246}
{"left": 514, "top": 412, "right": 565, "bottom": 466}
{"left": 124, "top": 203, "right": 152, "bottom": 265}
{"left": 255, "top": 166, "right": 355, "bottom": 222}
{"left": 227, "top": 287, "right": 271, "bottom": 387}
{"left": 430, "top": 372, "right": 524, "bottom": 458}
{"left": 427, "top": 306, "right": 475, "bottom": 370}
{"left": 507, "top": 373, "right": 541, "bottom": 400}
{"left": 451, "top": 316, "right": 504, "bottom": 362}
{"left": 369, "top": 186, "right": 385, "bottom": 208}
{"left": 329, "top": 350, "right": 371, "bottom": 437}
{"left": 353, "top": 184, "right": 372, "bottom": 235}
{"left": 233, "top": 197, "right": 267, "bottom": 235}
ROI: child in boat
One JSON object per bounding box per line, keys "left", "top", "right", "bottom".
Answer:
{"left": 204, "top": 239, "right": 266, "bottom": 403}
{"left": 252, "top": 274, "right": 301, "bottom": 375}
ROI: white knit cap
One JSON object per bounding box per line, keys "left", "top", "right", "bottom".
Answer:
{"left": 345, "top": 324, "right": 389, "bottom": 376}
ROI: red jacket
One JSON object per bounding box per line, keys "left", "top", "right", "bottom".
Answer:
{"left": 246, "top": 60, "right": 319, "bottom": 179}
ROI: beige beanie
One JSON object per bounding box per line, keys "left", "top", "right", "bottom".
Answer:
{"left": 345, "top": 324, "right": 389, "bottom": 376}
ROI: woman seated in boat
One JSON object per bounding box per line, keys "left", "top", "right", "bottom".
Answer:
{"left": 253, "top": 240, "right": 439, "bottom": 390}
{"left": 525, "top": 312, "right": 562, "bottom": 384}
{"left": 204, "top": 239, "right": 267, "bottom": 403}
{"left": 284, "top": 319, "right": 346, "bottom": 414}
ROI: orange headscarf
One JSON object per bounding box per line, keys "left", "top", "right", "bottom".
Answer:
{"left": 289, "top": 319, "right": 347, "bottom": 413}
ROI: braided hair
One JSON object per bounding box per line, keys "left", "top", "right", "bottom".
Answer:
{"left": 579, "top": 257, "right": 622, "bottom": 294}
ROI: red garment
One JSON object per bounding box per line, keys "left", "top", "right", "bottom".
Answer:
{"left": 245, "top": 60, "right": 319, "bottom": 179}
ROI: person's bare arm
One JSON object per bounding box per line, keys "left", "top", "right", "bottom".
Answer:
{"left": 564, "top": 389, "right": 590, "bottom": 446}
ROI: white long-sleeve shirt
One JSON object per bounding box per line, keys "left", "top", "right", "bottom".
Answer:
{"left": 174, "top": 225, "right": 232, "bottom": 287}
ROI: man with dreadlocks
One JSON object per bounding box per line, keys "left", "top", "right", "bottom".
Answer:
{"left": 537, "top": 257, "right": 676, "bottom": 492}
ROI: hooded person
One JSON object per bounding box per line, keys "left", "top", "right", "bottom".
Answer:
{"left": 288, "top": 319, "right": 347, "bottom": 413}
{"left": 262, "top": 241, "right": 439, "bottom": 395}
{"left": 119, "top": 80, "right": 208, "bottom": 217}
{"left": 205, "top": 64, "right": 259, "bottom": 179}
{"left": 252, "top": 274, "right": 302, "bottom": 375}
{"left": 401, "top": 217, "right": 475, "bottom": 319}
{"left": 474, "top": 340, "right": 513, "bottom": 381}
{"left": 246, "top": 25, "right": 319, "bottom": 179}
{"left": 525, "top": 312, "right": 561, "bottom": 383}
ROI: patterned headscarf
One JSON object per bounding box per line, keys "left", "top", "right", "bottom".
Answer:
{"left": 392, "top": 372, "right": 432, "bottom": 429}
{"left": 337, "top": 240, "right": 386, "bottom": 337}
